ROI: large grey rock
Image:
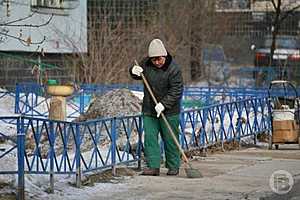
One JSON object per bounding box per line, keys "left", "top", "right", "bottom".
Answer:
{"left": 77, "top": 88, "right": 142, "bottom": 121}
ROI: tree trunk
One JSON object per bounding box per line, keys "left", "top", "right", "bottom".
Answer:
{"left": 270, "top": 0, "right": 281, "bottom": 79}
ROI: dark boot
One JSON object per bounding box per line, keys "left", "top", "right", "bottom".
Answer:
{"left": 141, "top": 168, "right": 160, "bottom": 176}
{"left": 167, "top": 168, "right": 179, "bottom": 176}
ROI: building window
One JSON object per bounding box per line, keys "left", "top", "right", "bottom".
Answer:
{"left": 30, "top": 0, "right": 79, "bottom": 15}
{"left": 31, "top": 0, "right": 64, "bottom": 9}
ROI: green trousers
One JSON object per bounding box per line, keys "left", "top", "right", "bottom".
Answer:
{"left": 143, "top": 114, "right": 180, "bottom": 169}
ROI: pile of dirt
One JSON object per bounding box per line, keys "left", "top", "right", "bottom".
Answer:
{"left": 0, "top": 182, "right": 15, "bottom": 200}
{"left": 72, "top": 167, "right": 137, "bottom": 187}
{"left": 76, "top": 88, "right": 142, "bottom": 121}
{"left": 75, "top": 88, "right": 142, "bottom": 153}
{"left": 256, "top": 132, "right": 269, "bottom": 143}
{"left": 0, "top": 193, "right": 15, "bottom": 200}
{"left": 185, "top": 140, "right": 241, "bottom": 158}
{"left": 25, "top": 88, "right": 142, "bottom": 157}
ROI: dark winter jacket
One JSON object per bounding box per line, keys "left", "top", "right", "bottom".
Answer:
{"left": 129, "top": 54, "right": 183, "bottom": 117}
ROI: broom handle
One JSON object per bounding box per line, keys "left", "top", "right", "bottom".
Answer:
{"left": 135, "top": 61, "right": 189, "bottom": 163}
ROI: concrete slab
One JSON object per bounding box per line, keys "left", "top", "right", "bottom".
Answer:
{"left": 100, "top": 145, "right": 300, "bottom": 200}
{"left": 46, "top": 144, "right": 300, "bottom": 200}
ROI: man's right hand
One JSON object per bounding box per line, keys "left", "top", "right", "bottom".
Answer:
{"left": 132, "top": 65, "right": 143, "bottom": 77}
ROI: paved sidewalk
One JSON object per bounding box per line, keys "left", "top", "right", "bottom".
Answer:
{"left": 92, "top": 144, "right": 300, "bottom": 200}
{"left": 45, "top": 144, "right": 300, "bottom": 200}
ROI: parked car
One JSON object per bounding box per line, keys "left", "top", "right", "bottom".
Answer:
{"left": 201, "top": 45, "right": 230, "bottom": 85}
{"left": 252, "top": 35, "right": 300, "bottom": 85}
{"left": 252, "top": 35, "right": 300, "bottom": 67}
{"left": 253, "top": 35, "right": 300, "bottom": 68}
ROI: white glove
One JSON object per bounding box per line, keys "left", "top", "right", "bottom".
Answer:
{"left": 155, "top": 102, "right": 165, "bottom": 118}
{"left": 132, "top": 65, "right": 143, "bottom": 77}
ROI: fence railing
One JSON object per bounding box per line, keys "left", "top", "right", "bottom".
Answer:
{"left": 13, "top": 83, "right": 277, "bottom": 119}
{"left": 0, "top": 96, "right": 271, "bottom": 200}
{"left": 0, "top": 114, "right": 143, "bottom": 199}
{"left": 180, "top": 97, "right": 270, "bottom": 149}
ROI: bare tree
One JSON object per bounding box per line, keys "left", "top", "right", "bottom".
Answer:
{"left": 268, "top": 0, "right": 300, "bottom": 67}
{"left": 61, "top": 0, "right": 229, "bottom": 84}
{"left": 61, "top": 19, "right": 144, "bottom": 84}
{"left": 62, "top": 1, "right": 191, "bottom": 84}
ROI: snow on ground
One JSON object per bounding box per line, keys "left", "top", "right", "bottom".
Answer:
{"left": 23, "top": 147, "right": 133, "bottom": 200}
{"left": 0, "top": 93, "right": 15, "bottom": 116}
{"left": 131, "top": 90, "right": 144, "bottom": 100}
{"left": 35, "top": 177, "right": 131, "bottom": 200}
{"left": 0, "top": 89, "right": 137, "bottom": 199}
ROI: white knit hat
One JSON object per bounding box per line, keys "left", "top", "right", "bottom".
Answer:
{"left": 148, "top": 39, "right": 167, "bottom": 58}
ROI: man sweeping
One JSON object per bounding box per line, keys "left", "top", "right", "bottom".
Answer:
{"left": 129, "top": 38, "right": 183, "bottom": 176}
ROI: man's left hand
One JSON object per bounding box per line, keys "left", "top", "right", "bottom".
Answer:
{"left": 155, "top": 102, "right": 165, "bottom": 118}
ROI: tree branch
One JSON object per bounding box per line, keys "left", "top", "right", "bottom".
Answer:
{"left": 0, "top": 31, "right": 46, "bottom": 46}
{"left": 280, "top": 4, "right": 300, "bottom": 22}
{"left": 0, "top": 11, "right": 53, "bottom": 47}
{"left": 0, "top": 12, "right": 35, "bottom": 26}
{"left": 271, "top": 0, "right": 277, "bottom": 10}
{"left": 0, "top": 14, "right": 54, "bottom": 28}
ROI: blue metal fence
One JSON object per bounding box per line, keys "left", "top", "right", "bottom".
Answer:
{"left": 180, "top": 97, "right": 270, "bottom": 149}
{"left": 13, "top": 83, "right": 276, "bottom": 119}
{"left": 0, "top": 114, "right": 143, "bottom": 199}
{"left": 0, "top": 95, "right": 271, "bottom": 200}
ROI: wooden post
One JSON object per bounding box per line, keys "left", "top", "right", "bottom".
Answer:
{"left": 49, "top": 96, "right": 66, "bottom": 121}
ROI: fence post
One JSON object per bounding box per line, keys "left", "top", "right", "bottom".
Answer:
{"left": 180, "top": 112, "right": 185, "bottom": 149}
{"left": 205, "top": 88, "right": 211, "bottom": 106}
{"left": 267, "top": 97, "right": 273, "bottom": 149}
{"left": 75, "top": 124, "right": 81, "bottom": 188}
{"left": 49, "top": 121, "right": 54, "bottom": 193}
{"left": 79, "top": 89, "right": 85, "bottom": 114}
{"left": 15, "top": 83, "right": 20, "bottom": 114}
{"left": 220, "top": 107, "right": 225, "bottom": 151}
{"left": 17, "top": 116, "right": 25, "bottom": 200}
{"left": 202, "top": 109, "right": 208, "bottom": 148}
{"left": 235, "top": 102, "right": 242, "bottom": 142}
{"left": 253, "top": 101, "right": 257, "bottom": 145}
{"left": 111, "top": 118, "right": 117, "bottom": 176}
{"left": 137, "top": 116, "right": 142, "bottom": 170}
